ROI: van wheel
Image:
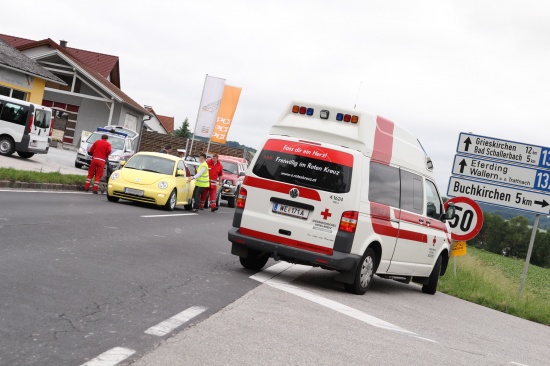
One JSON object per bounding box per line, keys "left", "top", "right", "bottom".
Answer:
{"left": 239, "top": 250, "right": 269, "bottom": 271}
{"left": 17, "top": 152, "right": 34, "bottom": 159}
{"left": 344, "top": 248, "right": 376, "bottom": 295}
{"left": 75, "top": 162, "right": 84, "bottom": 169}
{"left": 164, "top": 190, "right": 177, "bottom": 211}
{"left": 422, "top": 255, "right": 442, "bottom": 295}
{"left": 0, "top": 136, "right": 15, "bottom": 156}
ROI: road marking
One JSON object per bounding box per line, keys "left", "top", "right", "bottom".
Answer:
{"left": 80, "top": 347, "right": 135, "bottom": 366}
{"left": 510, "top": 362, "right": 529, "bottom": 366}
{"left": 140, "top": 213, "right": 198, "bottom": 218}
{"left": 252, "top": 263, "right": 434, "bottom": 340}
{"left": 0, "top": 189, "right": 88, "bottom": 194}
{"left": 145, "top": 306, "right": 207, "bottom": 336}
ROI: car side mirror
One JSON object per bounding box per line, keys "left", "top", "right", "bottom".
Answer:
{"left": 176, "top": 169, "right": 185, "bottom": 177}
{"left": 239, "top": 171, "right": 246, "bottom": 177}
{"left": 444, "top": 203, "right": 456, "bottom": 221}
{"left": 120, "top": 161, "right": 126, "bottom": 166}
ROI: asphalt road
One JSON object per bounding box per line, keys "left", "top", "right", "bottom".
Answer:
{"left": 0, "top": 190, "right": 259, "bottom": 365}
{"left": 1, "top": 190, "right": 549, "bottom": 366}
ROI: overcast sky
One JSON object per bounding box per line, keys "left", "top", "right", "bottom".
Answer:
{"left": 3, "top": 0, "right": 550, "bottom": 189}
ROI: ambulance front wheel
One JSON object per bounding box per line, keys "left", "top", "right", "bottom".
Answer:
{"left": 239, "top": 250, "right": 269, "bottom": 271}
{"left": 422, "top": 255, "right": 442, "bottom": 295}
{"left": 345, "top": 247, "right": 376, "bottom": 295}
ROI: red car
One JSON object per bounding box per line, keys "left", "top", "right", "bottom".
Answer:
{"left": 219, "top": 157, "right": 247, "bottom": 208}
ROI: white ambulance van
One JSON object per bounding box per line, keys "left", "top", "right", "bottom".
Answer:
{"left": 229, "top": 102, "right": 456, "bottom": 295}
{"left": 0, "top": 95, "right": 53, "bottom": 158}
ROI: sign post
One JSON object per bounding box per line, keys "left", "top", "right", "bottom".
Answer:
{"left": 518, "top": 214, "right": 540, "bottom": 296}
{"left": 450, "top": 132, "right": 550, "bottom": 294}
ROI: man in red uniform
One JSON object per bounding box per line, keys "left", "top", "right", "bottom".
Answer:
{"left": 200, "top": 153, "right": 224, "bottom": 212}
{"left": 84, "top": 134, "right": 112, "bottom": 193}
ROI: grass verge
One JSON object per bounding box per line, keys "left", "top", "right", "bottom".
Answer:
{"left": 439, "top": 247, "right": 550, "bottom": 325}
{"left": 0, "top": 167, "right": 86, "bottom": 185}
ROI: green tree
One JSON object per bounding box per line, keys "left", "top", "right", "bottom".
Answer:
{"left": 174, "top": 118, "right": 191, "bottom": 138}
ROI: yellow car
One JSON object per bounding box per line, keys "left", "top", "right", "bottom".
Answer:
{"left": 107, "top": 152, "right": 196, "bottom": 211}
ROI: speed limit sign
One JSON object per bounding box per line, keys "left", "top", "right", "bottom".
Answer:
{"left": 444, "top": 197, "right": 484, "bottom": 241}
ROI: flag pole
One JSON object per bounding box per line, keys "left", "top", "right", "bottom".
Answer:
{"left": 188, "top": 74, "right": 208, "bottom": 157}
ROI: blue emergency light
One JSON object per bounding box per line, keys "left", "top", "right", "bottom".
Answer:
{"left": 97, "top": 127, "right": 128, "bottom": 137}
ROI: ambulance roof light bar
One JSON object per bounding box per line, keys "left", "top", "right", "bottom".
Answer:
{"left": 291, "top": 104, "right": 359, "bottom": 123}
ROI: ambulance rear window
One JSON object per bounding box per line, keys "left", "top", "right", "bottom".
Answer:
{"left": 252, "top": 139, "right": 353, "bottom": 193}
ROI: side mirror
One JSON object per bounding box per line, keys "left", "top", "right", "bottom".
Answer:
{"left": 239, "top": 171, "right": 246, "bottom": 177}
{"left": 176, "top": 169, "right": 185, "bottom": 177}
{"left": 120, "top": 161, "right": 126, "bottom": 166}
{"left": 444, "top": 203, "right": 456, "bottom": 221}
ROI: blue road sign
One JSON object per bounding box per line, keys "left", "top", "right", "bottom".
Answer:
{"left": 452, "top": 155, "right": 550, "bottom": 193}
{"left": 456, "top": 132, "right": 550, "bottom": 169}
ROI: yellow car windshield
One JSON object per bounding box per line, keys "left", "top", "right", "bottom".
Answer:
{"left": 125, "top": 155, "right": 175, "bottom": 176}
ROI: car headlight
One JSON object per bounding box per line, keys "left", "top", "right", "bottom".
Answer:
{"left": 110, "top": 172, "right": 119, "bottom": 180}
{"left": 78, "top": 147, "right": 86, "bottom": 154}
{"left": 158, "top": 181, "right": 168, "bottom": 189}
{"left": 109, "top": 155, "right": 121, "bottom": 161}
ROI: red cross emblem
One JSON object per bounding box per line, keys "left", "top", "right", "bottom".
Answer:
{"left": 320, "top": 208, "right": 332, "bottom": 220}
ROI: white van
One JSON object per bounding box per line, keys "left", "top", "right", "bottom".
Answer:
{"left": 229, "top": 102, "right": 455, "bottom": 295}
{"left": 0, "top": 95, "right": 52, "bottom": 158}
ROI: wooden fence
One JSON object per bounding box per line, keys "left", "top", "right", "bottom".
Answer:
{"left": 137, "top": 131, "right": 253, "bottom": 162}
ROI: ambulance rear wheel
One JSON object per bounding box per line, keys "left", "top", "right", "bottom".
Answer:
{"left": 239, "top": 250, "right": 269, "bottom": 271}
{"left": 345, "top": 248, "right": 376, "bottom": 295}
{"left": 422, "top": 255, "right": 442, "bottom": 295}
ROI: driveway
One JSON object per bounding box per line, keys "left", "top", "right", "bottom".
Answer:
{"left": 0, "top": 145, "right": 86, "bottom": 175}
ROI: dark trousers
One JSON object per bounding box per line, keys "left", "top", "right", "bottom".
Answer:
{"left": 192, "top": 186, "right": 207, "bottom": 209}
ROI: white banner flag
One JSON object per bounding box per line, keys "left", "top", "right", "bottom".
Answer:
{"left": 193, "top": 75, "right": 226, "bottom": 138}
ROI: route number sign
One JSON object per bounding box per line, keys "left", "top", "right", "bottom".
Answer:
{"left": 444, "top": 197, "right": 484, "bottom": 241}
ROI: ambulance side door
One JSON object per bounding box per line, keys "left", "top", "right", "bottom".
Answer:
{"left": 387, "top": 169, "right": 425, "bottom": 275}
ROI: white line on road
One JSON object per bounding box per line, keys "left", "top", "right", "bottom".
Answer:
{"left": 80, "top": 347, "right": 135, "bottom": 366}
{"left": 252, "top": 263, "right": 434, "bottom": 340}
{"left": 140, "top": 213, "right": 198, "bottom": 218}
{"left": 510, "top": 362, "right": 529, "bottom": 366}
{"left": 144, "top": 306, "right": 208, "bottom": 336}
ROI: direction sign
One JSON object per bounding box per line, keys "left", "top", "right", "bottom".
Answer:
{"left": 452, "top": 155, "right": 550, "bottom": 193}
{"left": 444, "top": 197, "right": 483, "bottom": 241}
{"left": 448, "top": 176, "right": 550, "bottom": 215}
{"left": 457, "top": 133, "right": 550, "bottom": 168}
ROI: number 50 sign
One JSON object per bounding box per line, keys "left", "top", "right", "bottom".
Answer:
{"left": 444, "top": 197, "right": 484, "bottom": 241}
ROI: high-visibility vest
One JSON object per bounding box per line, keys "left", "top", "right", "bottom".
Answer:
{"left": 196, "top": 161, "right": 210, "bottom": 188}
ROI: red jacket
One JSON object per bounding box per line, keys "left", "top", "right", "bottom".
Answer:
{"left": 90, "top": 139, "right": 112, "bottom": 160}
{"left": 207, "top": 158, "right": 223, "bottom": 181}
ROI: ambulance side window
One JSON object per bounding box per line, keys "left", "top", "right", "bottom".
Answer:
{"left": 425, "top": 180, "right": 443, "bottom": 220}
{"left": 369, "top": 162, "right": 400, "bottom": 208}
{"left": 400, "top": 170, "right": 424, "bottom": 215}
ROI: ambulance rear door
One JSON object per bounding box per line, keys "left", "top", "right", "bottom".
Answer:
{"left": 239, "top": 138, "right": 359, "bottom": 256}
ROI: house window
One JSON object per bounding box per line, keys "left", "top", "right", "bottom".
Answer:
{"left": 123, "top": 113, "right": 138, "bottom": 132}
{"left": 0, "top": 85, "right": 28, "bottom": 101}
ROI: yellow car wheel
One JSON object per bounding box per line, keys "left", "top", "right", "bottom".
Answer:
{"left": 164, "top": 190, "right": 177, "bottom": 211}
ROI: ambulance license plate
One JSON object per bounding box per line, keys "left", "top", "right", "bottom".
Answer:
{"left": 272, "top": 203, "right": 309, "bottom": 219}
{"left": 30, "top": 141, "right": 38, "bottom": 147}
{"left": 124, "top": 187, "right": 144, "bottom": 196}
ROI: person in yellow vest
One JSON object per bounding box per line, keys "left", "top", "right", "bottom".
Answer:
{"left": 187, "top": 153, "right": 210, "bottom": 212}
